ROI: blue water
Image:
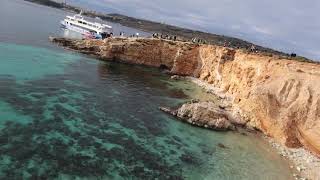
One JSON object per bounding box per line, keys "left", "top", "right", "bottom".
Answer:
{"left": 0, "top": 0, "right": 294, "bottom": 179}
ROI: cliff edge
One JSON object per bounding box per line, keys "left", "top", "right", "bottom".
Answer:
{"left": 50, "top": 37, "right": 320, "bottom": 157}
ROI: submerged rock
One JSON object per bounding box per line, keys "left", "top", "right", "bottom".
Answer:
{"left": 159, "top": 107, "right": 177, "bottom": 116}
{"left": 217, "top": 143, "right": 228, "bottom": 149}
{"left": 170, "top": 75, "right": 183, "bottom": 80}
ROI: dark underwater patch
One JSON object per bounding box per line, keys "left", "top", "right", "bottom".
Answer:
{"left": 0, "top": 60, "right": 203, "bottom": 179}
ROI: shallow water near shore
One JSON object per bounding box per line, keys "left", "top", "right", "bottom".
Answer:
{"left": 0, "top": 0, "right": 295, "bottom": 179}
{"left": 0, "top": 42, "right": 294, "bottom": 179}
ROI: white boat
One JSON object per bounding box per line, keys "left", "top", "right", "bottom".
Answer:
{"left": 61, "top": 11, "right": 112, "bottom": 39}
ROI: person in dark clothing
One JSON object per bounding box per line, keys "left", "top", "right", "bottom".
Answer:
{"left": 291, "top": 53, "right": 297, "bottom": 57}
{"left": 250, "top": 45, "right": 256, "bottom": 52}
{"left": 101, "top": 32, "right": 107, "bottom": 39}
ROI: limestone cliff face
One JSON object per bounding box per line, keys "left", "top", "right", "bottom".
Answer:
{"left": 199, "top": 47, "right": 320, "bottom": 155}
{"left": 51, "top": 37, "right": 320, "bottom": 156}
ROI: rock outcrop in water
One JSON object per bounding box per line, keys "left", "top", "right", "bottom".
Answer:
{"left": 160, "top": 101, "right": 237, "bottom": 131}
{"left": 50, "top": 37, "right": 320, "bottom": 157}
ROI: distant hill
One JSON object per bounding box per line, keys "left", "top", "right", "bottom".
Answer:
{"left": 25, "top": 0, "right": 64, "bottom": 8}
{"left": 24, "top": 0, "right": 313, "bottom": 62}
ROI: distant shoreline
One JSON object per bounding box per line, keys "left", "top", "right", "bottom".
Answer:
{"left": 24, "top": 0, "right": 314, "bottom": 62}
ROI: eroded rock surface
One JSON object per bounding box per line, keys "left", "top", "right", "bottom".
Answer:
{"left": 161, "top": 101, "right": 236, "bottom": 131}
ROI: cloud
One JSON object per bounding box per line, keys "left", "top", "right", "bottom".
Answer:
{"left": 252, "top": 26, "right": 273, "bottom": 36}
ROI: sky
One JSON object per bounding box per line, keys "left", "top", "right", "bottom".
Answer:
{"left": 66, "top": 0, "right": 320, "bottom": 60}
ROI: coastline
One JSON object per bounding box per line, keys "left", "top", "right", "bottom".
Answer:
{"left": 266, "top": 136, "right": 320, "bottom": 180}
{"left": 2, "top": 0, "right": 319, "bottom": 178}
{"left": 187, "top": 76, "right": 320, "bottom": 180}
{"left": 49, "top": 37, "right": 320, "bottom": 179}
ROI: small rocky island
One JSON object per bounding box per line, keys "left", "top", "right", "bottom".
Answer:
{"left": 50, "top": 36, "right": 320, "bottom": 179}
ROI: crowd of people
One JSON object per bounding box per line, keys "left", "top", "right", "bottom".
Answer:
{"left": 191, "top": 37, "right": 207, "bottom": 44}
{"left": 99, "top": 32, "right": 140, "bottom": 40}
{"left": 98, "top": 32, "right": 297, "bottom": 58}
{"left": 152, "top": 33, "right": 177, "bottom": 41}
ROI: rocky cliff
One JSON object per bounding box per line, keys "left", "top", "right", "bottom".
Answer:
{"left": 50, "top": 37, "right": 320, "bottom": 157}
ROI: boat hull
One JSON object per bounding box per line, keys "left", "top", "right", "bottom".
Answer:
{"left": 61, "top": 21, "right": 90, "bottom": 35}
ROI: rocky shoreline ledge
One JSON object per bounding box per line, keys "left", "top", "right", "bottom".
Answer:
{"left": 50, "top": 36, "right": 320, "bottom": 179}
{"left": 170, "top": 76, "right": 320, "bottom": 180}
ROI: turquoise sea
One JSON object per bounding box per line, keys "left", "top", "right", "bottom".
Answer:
{"left": 0, "top": 0, "right": 294, "bottom": 179}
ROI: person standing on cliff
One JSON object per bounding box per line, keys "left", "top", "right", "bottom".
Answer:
{"left": 250, "top": 45, "right": 256, "bottom": 52}
{"left": 223, "top": 40, "right": 227, "bottom": 47}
